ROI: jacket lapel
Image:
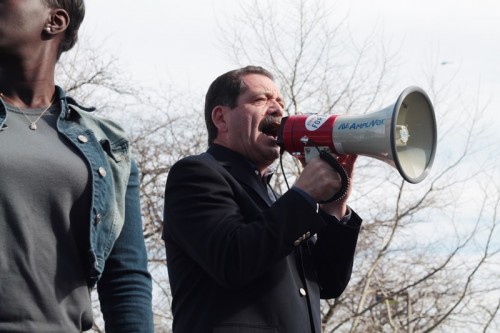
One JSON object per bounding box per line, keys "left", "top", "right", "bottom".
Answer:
{"left": 207, "top": 145, "right": 275, "bottom": 207}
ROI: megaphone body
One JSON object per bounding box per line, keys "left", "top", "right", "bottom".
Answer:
{"left": 277, "top": 87, "right": 437, "bottom": 184}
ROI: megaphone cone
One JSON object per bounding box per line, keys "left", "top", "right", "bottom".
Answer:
{"left": 277, "top": 87, "right": 437, "bottom": 183}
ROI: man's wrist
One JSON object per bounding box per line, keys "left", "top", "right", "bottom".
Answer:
{"left": 319, "top": 205, "right": 352, "bottom": 224}
{"left": 337, "top": 206, "right": 352, "bottom": 225}
{"left": 290, "top": 187, "right": 353, "bottom": 223}
{"left": 291, "top": 186, "right": 317, "bottom": 209}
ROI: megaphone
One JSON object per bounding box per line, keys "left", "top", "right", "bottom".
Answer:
{"left": 277, "top": 86, "right": 437, "bottom": 184}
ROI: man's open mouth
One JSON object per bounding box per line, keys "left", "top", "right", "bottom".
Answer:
{"left": 259, "top": 117, "right": 281, "bottom": 138}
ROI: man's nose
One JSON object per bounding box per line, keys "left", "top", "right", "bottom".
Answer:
{"left": 268, "top": 100, "right": 284, "bottom": 116}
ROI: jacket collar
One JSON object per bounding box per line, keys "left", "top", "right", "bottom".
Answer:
{"left": 55, "top": 86, "right": 96, "bottom": 121}
{"left": 207, "top": 144, "right": 275, "bottom": 206}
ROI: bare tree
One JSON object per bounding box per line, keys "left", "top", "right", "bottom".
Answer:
{"left": 57, "top": 38, "right": 207, "bottom": 333}
{"left": 129, "top": 85, "right": 207, "bottom": 331}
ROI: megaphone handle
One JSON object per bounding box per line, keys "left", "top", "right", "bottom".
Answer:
{"left": 318, "top": 150, "right": 350, "bottom": 203}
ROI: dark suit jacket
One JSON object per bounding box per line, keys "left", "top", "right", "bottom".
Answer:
{"left": 163, "top": 144, "right": 362, "bottom": 333}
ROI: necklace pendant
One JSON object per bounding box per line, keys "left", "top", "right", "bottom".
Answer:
{"left": 29, "top": 122, "right": 37, "bottom": 130}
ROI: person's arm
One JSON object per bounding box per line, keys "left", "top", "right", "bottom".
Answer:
{"left": 294, "top": 154, "right": 363, "bottom": 298}
{"left": 164, "top": 156, "right": 328, "bottom": 289}
{"left": 314, "top": 208, "right": 362, "bottom": 298}
{"left": 97, "top": 160, "right": 153, "bottom": 332}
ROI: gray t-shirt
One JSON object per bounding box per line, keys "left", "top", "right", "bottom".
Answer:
{"left": 0, "top": 103, "right": 93, "bottom": 332}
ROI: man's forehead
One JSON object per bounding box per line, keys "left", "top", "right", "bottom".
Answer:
{"left": 241, "top": 74, "right": 281, "bottom": 96}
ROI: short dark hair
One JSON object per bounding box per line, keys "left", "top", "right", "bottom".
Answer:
{"left": 45, "top": 0, "right": 85, "bottom": 57}
{"left": 204, "top": 65, "right": 274, "bottom": 145}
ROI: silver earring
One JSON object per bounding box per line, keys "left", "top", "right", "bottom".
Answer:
{"left": 45, "top": 26, "right": 52, "bottom": 32}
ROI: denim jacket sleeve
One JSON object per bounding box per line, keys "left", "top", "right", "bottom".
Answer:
{"left": 96, "top": 159, "right": 153, "bottom": 332}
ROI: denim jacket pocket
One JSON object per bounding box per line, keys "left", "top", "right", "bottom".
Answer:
{"left": 100, "top": 138, "right": 129, "bottom": 163}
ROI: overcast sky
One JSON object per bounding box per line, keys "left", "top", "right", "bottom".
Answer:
{"left": 82, "top": 0, "right": 499, "bottom": 100}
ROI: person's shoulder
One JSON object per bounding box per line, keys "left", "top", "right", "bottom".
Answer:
{"left": 67, "top": 101, "right": 120, "bottom": 126}
{"left": 67, "top": 100, "right": 128, "bottom": 141}
{"left": 173, "top": 152, "right": 215, "bottom": 168}
{"left": 170, "top": 152, "right": 226, "bottom": 177}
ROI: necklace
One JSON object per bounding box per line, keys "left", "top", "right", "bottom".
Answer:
{"left": 0, "top": 92, "right": 55, "bottom": 130}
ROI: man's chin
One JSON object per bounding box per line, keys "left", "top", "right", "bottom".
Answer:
{"left": 257, "top": 135, "right": 281, "bottom": 156}
{"left": 268, "top": 145, "right": 281, "bottom": 160}
{"left": 262, "top": 134, "right": 278, "bottom": 145}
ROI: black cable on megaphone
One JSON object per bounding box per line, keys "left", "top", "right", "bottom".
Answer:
{"left": 317, "top": 149, "right": 350, "bottom": 203}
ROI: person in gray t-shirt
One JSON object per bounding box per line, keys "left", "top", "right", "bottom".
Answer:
{"left": 0, "top": 1, "right": 153, "bottom": 332}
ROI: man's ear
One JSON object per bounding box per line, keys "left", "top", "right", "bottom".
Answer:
{"left": 45, "top": 8, "right": 70, "bottom": 35}
{"left": 211, "top": 106, "right": 229, "bottom": 133}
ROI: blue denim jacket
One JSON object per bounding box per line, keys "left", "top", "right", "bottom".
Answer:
{"left": 0, "top": 87, "right": 153, "bottom": 332}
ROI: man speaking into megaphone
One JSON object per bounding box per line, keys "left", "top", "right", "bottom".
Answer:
{"left": 162, "top": 65, "right": 363, "bottom": 332}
